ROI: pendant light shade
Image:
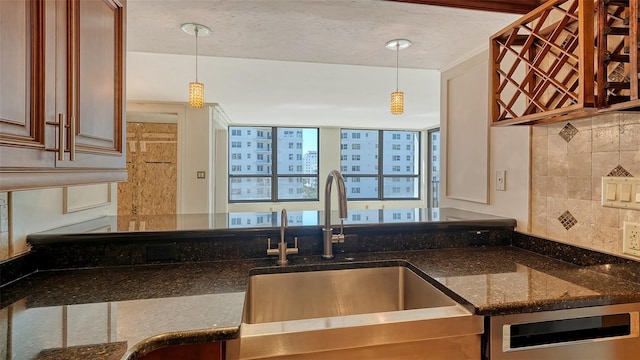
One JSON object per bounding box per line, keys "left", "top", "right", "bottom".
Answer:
{"left": 390, "top": 91, "right": 404, "bottom": 114}
{"left": 189, "top": 81, "right": 205, "bottom": 108}
{"left": 385, "top": 39, "right": 411, "bottom": 115}
{"left": 181, "top": 23, "right": 212, "bottom": 108}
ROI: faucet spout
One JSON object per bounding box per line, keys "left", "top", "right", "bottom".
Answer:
{"left": 322, "top": 170, "right": 348, "bottom": 259}
{"left": 280, "top": 208, "right": 288, "bottom": 244}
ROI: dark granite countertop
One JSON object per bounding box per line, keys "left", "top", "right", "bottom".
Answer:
{"left": 2, "top": 245, "right": 640, "bottom": 360}
{"left": 30, "top": 207, "right": 517, "bottom": 237}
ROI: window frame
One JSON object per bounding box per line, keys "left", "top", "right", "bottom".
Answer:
{"left": 228, "top": 126, "right": 320, "bottom": 203}
{"left": 340, "top": 128, "right": 421, "bottom": 201}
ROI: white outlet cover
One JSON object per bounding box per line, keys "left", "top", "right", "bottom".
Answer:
{"left": 496, "top": 170, "right": 506, "bottom": 191}
{"left": 623, "top": 222, "right": 640, "bottom": 258}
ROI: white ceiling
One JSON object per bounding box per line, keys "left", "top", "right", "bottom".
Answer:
{"left": 127, "top": 0, "right": 520, "bottom": 70}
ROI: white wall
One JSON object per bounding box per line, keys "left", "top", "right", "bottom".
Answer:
{"left": 10, "top": 185, "right": 118, "bottom": 256}
{"left": 439, "top": 50, "right": 530, "bottom": 231}
{"left": 127, "top": 52, "right": 441, "bottom": 130}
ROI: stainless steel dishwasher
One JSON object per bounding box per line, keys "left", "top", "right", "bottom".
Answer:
{"left": 487, "top": 303, "right": 640, "bottom": 359}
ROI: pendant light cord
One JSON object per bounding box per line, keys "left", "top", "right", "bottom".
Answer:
{"left": 195, "top": 27, "right": 199, "bottom": 82}
{"left": 396, "top": 43, "right": 399, "bottom": 91}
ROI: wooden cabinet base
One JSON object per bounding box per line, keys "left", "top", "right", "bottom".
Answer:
{"left": 139, "top": 342, "right": 223, "bottom": 360}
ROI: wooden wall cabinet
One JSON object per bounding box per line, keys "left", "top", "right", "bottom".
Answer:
{"left": 0, "top": 0, "right": 127, "bottom": 191}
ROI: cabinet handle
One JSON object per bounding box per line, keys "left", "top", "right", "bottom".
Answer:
{"left": 70, "top": 115, "right": 76, "bottom": 161}
{"left": 58, "top": 113, "right": 65, "bottom": 161}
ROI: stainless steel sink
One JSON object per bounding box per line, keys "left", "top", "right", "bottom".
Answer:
{"left": 244, "top": 265, "right": 457, "bottom": 323}
{"left": 229, "top": 262, "right": 484, "bottom": 360}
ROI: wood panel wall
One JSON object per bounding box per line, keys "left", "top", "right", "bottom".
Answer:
{"left": 118, "top": 122, "right": 177, "bottom": 216}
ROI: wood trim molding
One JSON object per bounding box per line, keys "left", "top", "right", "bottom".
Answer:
{"left": 386, "top": 0, "right": 543, "bottom": 14}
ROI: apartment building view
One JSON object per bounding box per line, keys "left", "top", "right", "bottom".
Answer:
{"left": 227, "top": 126, "right": 422, "bottom": 227}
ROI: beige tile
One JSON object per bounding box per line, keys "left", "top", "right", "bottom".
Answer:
{"left": 570, "top": 117, "right": 593, "bottom": 130}
{"left": 620, "top": 150, "right": 640, "bottom": 176}
{"left": 620, "top": 123, "right": 640, "bottom": 151}
{"left": 531, "top": 134, "right": 548, "bottom": 155}
{"left": 567, "top": 153, "right": 591, "bottom": 177}
{"left": 620, "top": 112, "right": 640, "bottom": 125}
{"left": 549, "top": 121, "right": 569, "bottom": 132}
{"left": 567, "top": 128, "right": 592, "bottom": 154}
{"left": 593, "top": 201, "right": 619, "bottom": 228}
{"left": 567, "top": 176, "right": 591, "bottom": 200}
{"left": 547, "top": 176, "right": 568, "bottom": 198}
{"left": 532, "top": 124, "right": 548, "bottom": 138}
{"left": 591, "top": 151, "right": 619, "bottom": 178}
{"left": 548, "top": 154, "right": 568, "bottom": 176}
{"left": 532, "top": 154, "right": 548, "bottom": 176}
{"left": 532, "top": 175, "right": 547, "bottom": 197}
{"left": 567, "top": 198, "right": 594, "bottom": 225}
{"left": 0, "top": 232, "right": 7, "bottom": 261}
{"left": 532, "top": 195, "right": 547, "bottom": 216}
{"left": 592, "top": 112, "right": 620, "bottom": 129}
{"left": 592, "top": 175, "right": 603, "bottom": 202}
{"left": 592, "top": 125, "right": 620, "bottom": 153}
{"left": 548, "top": 131, "right": 568, "bottom": 155}
{"left": 530, "top": 217, "right": 548, "bottom": 237}
{"left": 547, "top": 216, "right": 568, "bottom": 242}
{"left": 566, "top": 222, "right": 592, "bottom": 248}
{"left": 547, "top": 196, "right": 568, "bottom": 217}
{"left": 619, "top": 209, "right": 640, "bottom": 226}
{"left": 592, "top": 225, "right": 623, "bottom": 253}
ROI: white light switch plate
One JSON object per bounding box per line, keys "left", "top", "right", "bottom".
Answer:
{"left": 602, "top": 177, "right": 640, "bottom": 210}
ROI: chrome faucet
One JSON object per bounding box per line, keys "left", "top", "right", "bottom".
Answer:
{"left": 266, "top": 208, "right": 298, "bottom": 265}
{"left": 322, "top": 170, "right": 348, "bottom": 259}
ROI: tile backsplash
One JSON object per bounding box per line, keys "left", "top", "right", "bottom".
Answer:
{"left": 530, "top": 112, "right": 640, "bottom": 258}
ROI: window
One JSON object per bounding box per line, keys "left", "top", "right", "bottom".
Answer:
{"left": 228, "top": 126, "right": 319, "bottom": 202}
{"left": 340, "top": 129, "right": 420, "bottom": 200}
{"left": 428, "top": 128, "right": 440, "bottom": 208}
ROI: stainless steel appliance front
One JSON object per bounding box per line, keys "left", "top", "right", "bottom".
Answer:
{"left": 489, "top": 303, "right": 640, "bottom": 359}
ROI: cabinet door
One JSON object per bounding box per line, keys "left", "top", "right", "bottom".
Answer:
{"left": 57, "top": 0, "right": 125, "bottom": 169}
{"left": 0, "top": 0, "right": 55, "bottom": 168}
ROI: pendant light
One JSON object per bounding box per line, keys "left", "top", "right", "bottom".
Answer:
{"left": 385, "top": 39, "right": 411, "bottom": 115}
{"left": 181, "top": 23, "right": 212, "bottom": 108}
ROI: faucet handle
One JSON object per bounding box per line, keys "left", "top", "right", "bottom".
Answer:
{"left": 266, "top": 237, "right": 279, "bottom": 256}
